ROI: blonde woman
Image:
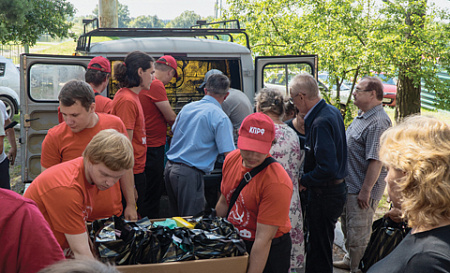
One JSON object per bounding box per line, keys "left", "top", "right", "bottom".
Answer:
{"left": 256, "top": 88, "right": 305, "bottom": 272}
{"left": 368, "top": 115, "right": 450, "bottom": 272}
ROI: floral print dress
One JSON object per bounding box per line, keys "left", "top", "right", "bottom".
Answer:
{"left": 270, "top": 123, "right": 305, "bottom": 272}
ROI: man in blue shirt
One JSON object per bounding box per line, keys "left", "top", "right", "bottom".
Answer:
{"left": 165, "top": 74, "right": 235, "bottom": 217}
{"left": 290, "top": 73, "right": 348, "bottom": 273}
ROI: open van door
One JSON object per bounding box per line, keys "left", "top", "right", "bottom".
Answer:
{"left": 255, "top": 55, "right": 318, "bottom": 97}
{"left": 20, "top": 54, "right": 93, "bottom": 185}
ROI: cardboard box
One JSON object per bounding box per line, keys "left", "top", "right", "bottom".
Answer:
{"left": 117, "top": 254, "right": 248, "bottom": 273}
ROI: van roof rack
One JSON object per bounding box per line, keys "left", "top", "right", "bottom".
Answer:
{"left": 76, "top": 19, "right": 250, "bottom": 53}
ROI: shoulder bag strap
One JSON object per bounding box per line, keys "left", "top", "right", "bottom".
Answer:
{"left": 226, "top": 157, "right": 277, "bottom": 218}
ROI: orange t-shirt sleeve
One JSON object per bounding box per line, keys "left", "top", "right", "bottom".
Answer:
{"left": 103, "top": 99, "right": 113, "bottom": 114}
{"left": 113, "top": 99, "right": 138, "bottom": 130}
{"left": 41, "top": 187, "right": 87, "bottom": 235}
{"left": 149, "top": 80, "right": 169, "bottom": 102}
{"left": 256, "top": 165, "right": 293, "bottom": 227}
{"left": 41, "top": 130, "right": 62, "bottom": 169}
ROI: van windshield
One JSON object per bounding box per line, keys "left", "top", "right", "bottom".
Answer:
{"left": 110, "top": 58, "right": 242, "bottom": 113}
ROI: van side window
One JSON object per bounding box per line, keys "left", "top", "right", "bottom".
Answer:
{"left": 0, "top": 63, "right": 5, "bottom": 77}
{"left": 263, "top": 63, "right": 313, "bottom": 97}
{"left": 29, "top": 64, "right": 86, "bottom": 101}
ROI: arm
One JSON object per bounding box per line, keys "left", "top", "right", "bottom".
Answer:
{"left": 120, "top": 169, "right": 137, "bottom": 220}
{"left": 5, "top": 119, "right": 16, "bottom": 165}
{"left": 126, "top": 129, "right": 133, "bottom": 142}
{"left": 358, "top": 159, "right": 383, "bottom": 209}
{"left": 65, "top": 232, "right": 95, "bottom": 259}
{"left": 301, "top": 119, "right": 342, "bottom": 187}
{"left": 155, "top": 101, "right": 176, "bottom": 125}
{"left": 215, "top": 194, "right": 228, "bottom": 217}
{"left": 247, "top": 223, "right": 278, "bottom": 273}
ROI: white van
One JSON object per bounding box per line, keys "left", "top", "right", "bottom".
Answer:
{"left": 20, "top": 21, "right": 318, "bottom": 203}
{"left": 0, "top": 56, "right": 20, "bottom": 119}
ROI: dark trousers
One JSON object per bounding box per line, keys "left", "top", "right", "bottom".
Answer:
{"left": 134, "top": 172, "right": 148, "bottom": 218}
{"left": 244, "top": 233, "right": 292, "bottom": 273}
{"left": 144, "top": 145, "right": 165, "bottom": 219}
{"left": 305, "top": 182, "right": 347, "bottom": 273}
{"left": 0, "top": 158, "right": 10, "bottom": 190}
{"left": 164, "top": 161, "right": 205, "bottom": 217}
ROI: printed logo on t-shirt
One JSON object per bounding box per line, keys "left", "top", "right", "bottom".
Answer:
{"left": 249, "top": 126, "right": 265, "bottom": 135}
{"left": 229, "top": 195, "right": 250, "bottom": 227}
{"left": 239, "top": 229, "right": 252, "bottom": 239}
{"left": 142, "top": 137, "right": 146, "bottom": 145}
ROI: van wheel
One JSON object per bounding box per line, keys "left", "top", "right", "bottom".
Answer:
{"left": 0, "top": 96, "right": 16, "bottom": 120}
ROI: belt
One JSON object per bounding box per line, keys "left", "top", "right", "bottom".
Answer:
{"left": 168, "top": 160, "right": 205, "bottom": 174}
{"left": 324, "top": 178, "right": 344, "bottom": 186}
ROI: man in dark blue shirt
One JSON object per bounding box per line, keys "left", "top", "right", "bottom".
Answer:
{"left": 290, "top": 73, "right": 348, "bottom": 273}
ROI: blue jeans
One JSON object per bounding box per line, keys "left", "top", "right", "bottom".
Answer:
{"left": 305, "top": 182, "right": 347, "bottom": 273}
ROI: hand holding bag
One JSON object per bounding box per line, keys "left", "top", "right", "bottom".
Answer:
{"left": 359, "top": 217, "right": 410, "bottom": 272}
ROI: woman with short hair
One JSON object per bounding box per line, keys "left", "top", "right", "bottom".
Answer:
{"left": 255, "top": 88, "right": 305, "bottom": 272}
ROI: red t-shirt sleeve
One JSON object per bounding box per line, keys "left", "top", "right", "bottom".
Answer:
{"left": 41, "top": 129, "right": 62, "bottom": 169}
{"left": 103, "top": 99, "right": 113, "bottom": 114}
{"left": 113, "top": 99, "right": 138, "bottom": 130}
{"left": 42, "top": 187, "right": 87, "bottom": 235}
{"left": 18, "top": 200, "right": 65, "bottom": 273}
{"left": 149, "top": 80, "right": 169, "bottom": 102}
{"left": 257, "top": 164, "right": 293, "bottom": 227}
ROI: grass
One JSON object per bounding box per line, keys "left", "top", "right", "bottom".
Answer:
{"left": 29, "top": 37, "right": 117, "bottom": 55}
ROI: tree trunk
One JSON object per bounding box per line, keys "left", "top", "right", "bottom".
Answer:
{"left": 395, "top": 68, "right": 421, "bottom": 122}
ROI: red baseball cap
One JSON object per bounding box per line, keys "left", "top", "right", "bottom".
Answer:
{"left": 87, "top": 56, "right": 111, "bottom": 73}
{"left": 156, "top": 55, "right": 178, "bottom": 78}
{"left": 238, "top": 112, "right": 275, "bottom": 154}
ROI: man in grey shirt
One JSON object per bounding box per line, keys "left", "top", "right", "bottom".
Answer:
{"left": 200, "top": 69, "right": 253, "bottom": 143}
{"left": 333, "top": 76, "right": 392, "bottom": 272}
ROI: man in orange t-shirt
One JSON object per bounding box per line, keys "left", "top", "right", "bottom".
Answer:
{"left": 57, "top": 56, "right": 113, "bottom": 123}
{"left": 216, "top": 113, "right": 293, "bottom": 273}
{"left": 139, "top": 55, "right": 177, "bottom": 218}
{"left": 41, "top": 80, "right": 137, "bottom": 221}
{"left": 85, "top": 56, "right": 113, "bottom": 113}
{"left": 25, "top": 129, "right": 134, "bottom": 259}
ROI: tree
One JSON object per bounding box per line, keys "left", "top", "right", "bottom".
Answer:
{"left": 223, "top": 0, "right": 450, "bottom": 121}
{"left": 0, "top": 0, "right": 75, "bottom": 46}
{"left": 375, "top": 0, "right": 450, "bottom": 120}
{"left": 93, "top": 1, "right": 131, "bottom": 28}
{"left": 166, "top": 11, "right": 202, "bottom": 28}
{"left": 129, "top": 15, "right": 165, "bottom": 28}
{"left": 223, "top": 0, "right": 381, "bottom": 121}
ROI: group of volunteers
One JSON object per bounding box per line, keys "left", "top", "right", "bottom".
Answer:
{"left": 2, "top": 49, "right": 450, "bottom": 273}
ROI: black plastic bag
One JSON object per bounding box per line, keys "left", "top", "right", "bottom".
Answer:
{"left": 193, "top": 215, "right": 247, "bottom": 258}
{"left": 359, "top": 217, "right": 410, "bottom": 272}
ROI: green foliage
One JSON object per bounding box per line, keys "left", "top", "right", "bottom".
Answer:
{"left": 0, "top": 0, "right": 75, "bottom": 46}
{"left": 223, "top": 0, "right": 450, "bottom": 119}
{"left": 129, "top": 15, "right": 165, "bottom": 28}
{"left": 166, "top": 11, "right": 202, "bottom": 28}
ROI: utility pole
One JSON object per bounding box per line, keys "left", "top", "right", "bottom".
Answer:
{"left": 99, "top": 0, "right": 118, "bottom": 28}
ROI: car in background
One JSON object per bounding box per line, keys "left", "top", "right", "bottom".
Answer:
{"left": 318, "top": 72, "right": 353, "bottom": 105}
{"left": 0, "top": 56, "right": 20, "bottom": 119}
{"left": 372, "top": 73, "right": 397, "bottom": 107}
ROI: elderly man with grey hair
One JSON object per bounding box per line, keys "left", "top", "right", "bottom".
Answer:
{"left": 290, "top": 73, "right": 348, "bottom": 273}
{"left": 165, "top": 73, "right": 235, "bottom": 217}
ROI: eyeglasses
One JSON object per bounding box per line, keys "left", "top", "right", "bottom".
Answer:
{"left": 354, "top": 88, "right": 373, "bottom": 93}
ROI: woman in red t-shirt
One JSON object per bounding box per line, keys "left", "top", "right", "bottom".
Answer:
{"left": 112, "top": 51, "right": 155, "bottom": 218}
{"left": 216, "top": 112, "right": 293, "bottom": 273}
